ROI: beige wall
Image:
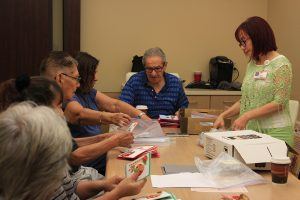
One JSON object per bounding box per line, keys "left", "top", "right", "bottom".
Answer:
{"left": 268, "top": 0, "right": 300, "bottom": 119}
{"left": 81, "top": 0, "right": 268, "bottom": 92}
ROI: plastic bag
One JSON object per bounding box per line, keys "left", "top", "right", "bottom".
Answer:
{"left": 120, "top": 119, "right": 164, "bottom": 138}
{"left": 116, "top": 119, "right": 171, "bottom": 145}
{"left": 194, "top": 152, "right": 267, "bottom": 188}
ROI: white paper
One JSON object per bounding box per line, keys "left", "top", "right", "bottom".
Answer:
{"left": 191, "top": 186, "right": 248, "bottom": 193}
{"left": 151, "top": 173, "right": 216, "bottom": 188}
{"left": 134, "top": 137, "right": 170, "bottom": 145}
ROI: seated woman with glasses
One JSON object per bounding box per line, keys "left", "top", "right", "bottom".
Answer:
{"left": 214, "top": 16, "right": 294, "bottom": 146}
{"left": 120, "top": 47, "right": 189, "bottom": 119}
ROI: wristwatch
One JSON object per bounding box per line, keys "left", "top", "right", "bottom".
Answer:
{"left": 137, "top": 112, "right": 146, "bottom": 119}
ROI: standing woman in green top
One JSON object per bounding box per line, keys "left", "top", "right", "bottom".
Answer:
{"left": 214, "top": 16, "right": 294, "bottom": 146}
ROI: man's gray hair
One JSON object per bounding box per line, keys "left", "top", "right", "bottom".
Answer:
{"left": 0, "top": 102, "right": 72, "bottom": 199}
{"left": 142, "top": 47, "right": 167, "bottom": 65}
{"left": 40, "top": 51, "right": 78, "bottom": 78}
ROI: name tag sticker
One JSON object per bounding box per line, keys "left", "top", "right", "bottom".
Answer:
{"left": 254, "top": 71, "right": 268, "bottom": 80}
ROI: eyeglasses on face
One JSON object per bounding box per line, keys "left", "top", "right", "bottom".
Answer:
{"left": 61, "top": 73, "right": 81, "bottom": 82}
{"left": 145, "top": 66, "right": 164, "bottom": 73}
{"left": 238, "top": 38, "right": 249, "bottom": 48}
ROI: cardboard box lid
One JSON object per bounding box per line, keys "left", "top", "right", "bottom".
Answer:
{"left": 205, "top": 130, "right": 288, "bottom": 164}
{"left": 235, "top": 142, "right": 287, "bottom": 164}
{"left": 205, "top": 130, "right": 281, "bottom": 145}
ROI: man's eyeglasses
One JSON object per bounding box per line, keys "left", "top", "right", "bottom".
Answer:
{"left": 238, "top": 38, "right": 249, "bottom": 48}
{"left": 61, "top": 73, "right": 81, "bottom": 82}
{"left": 145, "top": 66, "right": 164, "bottom": 73}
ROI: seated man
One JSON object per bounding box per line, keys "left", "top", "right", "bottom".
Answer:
{"left": 40, "top": 51, "right": 134, "bottom": 175}
{"left": 120, "top": 47, "right": 189, "bottom": 119}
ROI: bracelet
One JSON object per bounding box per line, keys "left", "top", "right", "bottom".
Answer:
{"left": 137, "top": 112, "right": 146, "bottom": 119}
{"left": 99, "top": 112, "right": 102, "bottom": 123}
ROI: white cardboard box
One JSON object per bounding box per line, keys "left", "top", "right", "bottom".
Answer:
{"left": 204, "top": 130, "right": 288, "bottom": 170}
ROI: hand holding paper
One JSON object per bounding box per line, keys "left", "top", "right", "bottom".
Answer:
{"left": 126, "top": 152, "right": 151, "bottom": 181}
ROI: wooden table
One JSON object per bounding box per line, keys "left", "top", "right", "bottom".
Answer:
{"left": 106, "top": 135, "right": 300, "bottom": 200}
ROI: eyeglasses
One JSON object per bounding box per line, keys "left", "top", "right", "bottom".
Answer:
{"left": 238, "top": 38, "right": 249, "bottom": 48}
{"left": 61, "top": 73, "right": 81, "bottom": 82}
{"left": 145, "top": 66, "right": 164, "bottom": 73}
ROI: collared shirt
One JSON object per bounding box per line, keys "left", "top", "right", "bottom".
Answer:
{"left": 120, "top": 71, "right": 189, "bottom": 119}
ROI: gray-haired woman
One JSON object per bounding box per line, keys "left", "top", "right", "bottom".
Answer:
{"left": 0, "top": 102, "right": 72, "bottom": 199}
{"left": 0, "top": 102, "right": 146, "bottom": 200}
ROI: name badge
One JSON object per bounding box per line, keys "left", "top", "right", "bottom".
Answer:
{"left": 254, "top": 71, "right": 268, "bottom": 80}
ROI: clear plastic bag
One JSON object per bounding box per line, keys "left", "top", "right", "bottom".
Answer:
{"left": 194, "top": 152, "right": 267, "bottom": 188}
{"left": 116, "top": 119, "right": 170, "bottom": 145}
{"left": 120, "top": 119, "right": 164, "bottom": 138}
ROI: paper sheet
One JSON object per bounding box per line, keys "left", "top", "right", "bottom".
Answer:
{"left": 191, "top": 186, "right": 248, "bottom": 193}
{"left": 151, "top": 172, "right": 216, "bottom": 188}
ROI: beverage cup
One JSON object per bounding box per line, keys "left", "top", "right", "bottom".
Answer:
{"left": 194, "top": 71, "right": 202, "bottom": 82}
{"left": 271, "top": 156, "right": 291, "bottom": 184}
{"left": 136, "top": 105, "right": 148, "bottom": 114}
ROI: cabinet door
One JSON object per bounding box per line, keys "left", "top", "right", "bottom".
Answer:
{"left": 187, "top": 96, "right": 210, "bottom": 109}
{"left": 210, "top": 95, "right": 241, "bottom": 109}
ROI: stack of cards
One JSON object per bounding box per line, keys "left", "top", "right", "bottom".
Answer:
{"left": 133, "top": 191, "right": 177, "bottom": 200}
{"left": 118, "top": 146, "right": 158, "bottom": 160}
{"left": 158, "top": 115, "right": 180, "bottom": 128}
{"left": 125, "top": 152, "right": 151, "bottom": 181}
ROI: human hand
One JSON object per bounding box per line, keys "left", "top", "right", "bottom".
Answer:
{"left": 113, "top": 173, "right": 146, "bottom": 198}
{"left": 102, "top": 175, "right": 123, "bottom": 192}
{"left": 105, "top": 112, "right": 131, "bottom": 126}
{"left": 213, "top": 115, "right": 225, "bottom": 129}
{"left": 141, "top": 114, "right": 151, "bottom": 121}
{"left": 112, "top": 132, "right": 134, "bottom": 147}
{"left": 232, "top": 114, "right": 249, "bottom": 130}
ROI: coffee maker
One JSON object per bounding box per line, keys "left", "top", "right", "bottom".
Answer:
{"left": 209, "top": 56, "right": 234, "bottom": 88}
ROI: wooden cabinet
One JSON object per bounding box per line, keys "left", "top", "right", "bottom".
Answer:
{"left": 185, "top": 89, "right": 241, "bottom": 110}
{"left": 187, "top": 96, "right": 210, "bottom": 109}
{"left": 210, "top": 95, "right": 241, "bottom": 109}
{"left": 103, "top": 90, "right": 241, "bottom": 110}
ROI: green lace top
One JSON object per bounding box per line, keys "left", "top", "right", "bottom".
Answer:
{"left": 240, "top": 55, "right": 292, "bottom": 130}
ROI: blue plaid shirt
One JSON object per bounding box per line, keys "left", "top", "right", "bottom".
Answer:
{"left": 120, "top": 71, "right": 189, "bottom": 119}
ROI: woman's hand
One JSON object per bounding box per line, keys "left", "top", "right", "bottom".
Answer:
{"left": 111, "top": 132, "right": 134, "bottom": 147}
{"left": 141, "top": 114, "right": 151, "bottom": 121}
{"left": 112, "top": 173, "right": 147, "bottom": 198}
{"left": 232, "top": 114, "right": 249, "bottom": 130}
{"left": 102, "top": 175, "right": 123, "bottom": 192}
{"left": 213, "top": 115, "right": 225, "bottom": 129}
{"left": 102, "top": 112, "right": 131, "bottom": 126}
